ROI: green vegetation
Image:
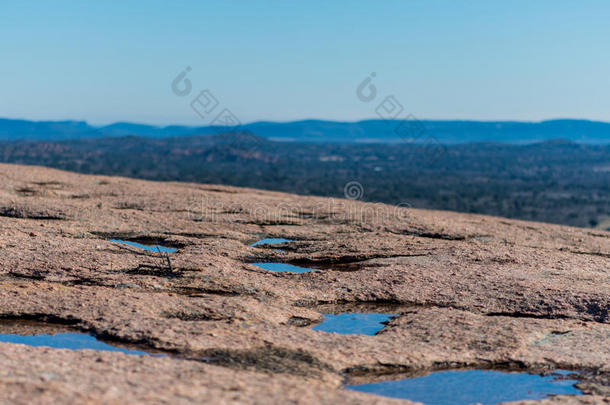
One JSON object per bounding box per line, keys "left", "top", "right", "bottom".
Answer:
{"left": 1, "top": 134, "right": 608, "bottom": 229}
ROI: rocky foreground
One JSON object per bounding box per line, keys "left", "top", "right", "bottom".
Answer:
{"left": 0, "top": 163, "right": 608, "bottom": 404}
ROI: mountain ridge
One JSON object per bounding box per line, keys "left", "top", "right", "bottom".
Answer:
{"left": 1, "top": 117, "right": 610, "bottom": 144}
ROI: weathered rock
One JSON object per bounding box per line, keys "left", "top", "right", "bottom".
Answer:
{"left": 0, "top": 163, "right": 608, "bottom": 404}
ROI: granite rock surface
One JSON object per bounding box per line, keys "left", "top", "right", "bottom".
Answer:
{"left": 0, "top": 163, "right": 608, "bottom": 404}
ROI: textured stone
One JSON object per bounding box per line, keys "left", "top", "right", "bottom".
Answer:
{"left": 0, "top": 163, "right": 608, "bottom": 404}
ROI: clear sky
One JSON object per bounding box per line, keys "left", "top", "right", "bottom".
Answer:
{"left": 2, "top": 0, "right": 610, "bottom": 125}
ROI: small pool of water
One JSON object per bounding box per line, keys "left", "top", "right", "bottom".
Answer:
{"left": 250, "top": 238, "right": 292, "bottom": 247}
{"left": 347, "top": 369, "right": 582, "bottom": 405}
{"left": 110, "top": 239, "right": 177, "bottom": 253}
{"left": 250, "top": 262, "right": 315, "bottom": 273}
{"left": 0, "top": 332, "right": 152, "bottom": 355}
{"left": 313, "top": 313, "right": 396, "bottom": 335}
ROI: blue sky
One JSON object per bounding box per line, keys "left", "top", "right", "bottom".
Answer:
{"left": 1, "top": 1, "right": 609, "bottom": 125}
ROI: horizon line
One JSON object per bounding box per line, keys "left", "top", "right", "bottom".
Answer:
{"left": 2, "top": 116, "right": 610, "bottom": 128}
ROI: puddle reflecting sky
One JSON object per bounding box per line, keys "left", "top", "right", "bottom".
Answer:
{"left": 250, "top": 262, "right": 315, "bottom": 273}
{"left": 347, "top": 369, "right": 582, "bottom": 405}
{"left": 0, "top": 320, "right": 158, "bottom": 356}
{"left": 0, "top": 332, "right": 152, "bottom": 355}
{"left": 313, "top": 313, "right": 396, "bottom": 335}
{"left": 110, "top": 239, "right": 177, "bottom": 253}
{"left": 250, "top": 238, "right": 292, "bottom": 247}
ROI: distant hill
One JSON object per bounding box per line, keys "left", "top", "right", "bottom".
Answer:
{"left": 0, "top": 119, "right": 97, "bottom": 141}
{"left": 1, "top": 118, "right": 610, "bottom": 144}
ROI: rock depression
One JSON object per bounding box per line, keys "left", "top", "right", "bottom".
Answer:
{"left": 0, "top": 163, "right": 608, "bottom": 404}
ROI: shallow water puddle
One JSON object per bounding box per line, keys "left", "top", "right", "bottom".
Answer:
{"left": 110, "top": 239, "right": 177, "bottom": 253}
{"left": 347, "top": 369, "right": 582, "bottom": 405}
{"left": 0, "top": 332, "right": 152, "bottom": 354}
{"left": 250, "top": 262, "right": 315, "bottom": 273}
{"left": 0, "top": 321, "right": 155, "bottom": 355}
{"left": 250, "top": 238, "right": 313, "bottom": 273}
{"left": 249, "top": 238, "right": 292, "bottom": 247}
{"left": 312, "top": 313, "right": 396, "bottom": 335}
